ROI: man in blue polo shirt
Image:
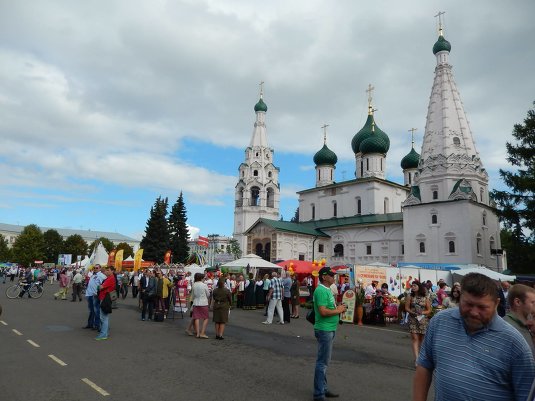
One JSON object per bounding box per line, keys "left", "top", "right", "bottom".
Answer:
{"left": 413, "top": 272, "right": 535, "bottom": 401}
{"left": 313, "top": 266, "right": 347, "bottom": 401}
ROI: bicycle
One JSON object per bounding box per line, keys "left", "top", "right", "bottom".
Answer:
{"left": 6, "top": 279, "right": 45, "bottom": 299}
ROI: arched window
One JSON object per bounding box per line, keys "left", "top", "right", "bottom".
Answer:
{"left": 311, "top": 204, "right": 315, "bottom": 220}
{"left": 419, "top": 242, "right": 426, "bottom": 253}
{"left": 251, "top": 187, "right": 260, "bottom": 206}
{"left": 334, "top": 244, "right": 344, "bottom": 257}
{"left": 266, "top": 187, "right": 274, "bottom": 208}
{"left": 333, "top": 201, "right": 337, "bottom": 217}
{"left": 318, "top": 170, "right": 321, "bottom": 181}
{"left": 255, "top": 243, "right": 263, "bottom": 257}
{"left": 432, "top": 190, "right": 438, "bottom": 200}
{"left": 480, "top": 188, "right": 484, "bottom": 204}
{"left": 264, "top": 243, "right": 271, "bottom": 261}
{"left": 356, "top": 198, "right": 362, "bottom": 215}
{"left": 416, "top": 234, "right": 426, "bottom": 254}
{"left": 408, "top": 172, "right": 412, "bottom": 184}
{"left": 236, "top": 187, "right": 244, "bottom": 207}
{"left": 384, "top": 197, "right": 389, "bottom": 213}
{"left": 432, "top": 214, "right": 438, "bottom": 224}
{"left": 476, "top": 234, "right": 482, "bottom": 255}
{"left": 360, "top": 161, "right": 363, "bottom": 177}
{"left": 268, "top": 171, "right": 272, "bottom": 178}
{"left": 380, "top": 158, "right": 383, "bottom": 171}
{"left": 255, "top": 152, "right": 259, "bottom": 157}
{"left": 482, "top": 211, "right": 487, "bottom": 226}
{"left": 253, "top": 170, "right": 258, "bottom": 177}
{"left": 453, "top": 137, "right": 460, "bottom": 146}
{"left": 490, "top": 236, "right": 495, "bottom": 255}
{"left": 366, "top": 158, "right": 369, "bottom": 171}
{"left": 448, "top": 241, "right": 455, "bottom": 253}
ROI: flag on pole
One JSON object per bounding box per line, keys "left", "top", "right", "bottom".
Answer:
{"left": 134, "top": 249, "right": 144, "bottom": 272}
{"left": 197, "top": 236, "right": 209, "bottom": 247}
{"left": 114, "top": 249, "right": 124, "bottom": 271}
{"left": 107, "top": 249, "right": 116, "bottom": 267}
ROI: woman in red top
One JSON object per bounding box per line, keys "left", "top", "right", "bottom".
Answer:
{"left": 96, "top": 267, "right": 116, "bottom": 341}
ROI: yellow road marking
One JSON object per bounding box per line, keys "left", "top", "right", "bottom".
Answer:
{"left": 81, "top": 378, "right": 110, "bottom": 396}
{"left": 48, "top": 354, "right": 67, "bottom": 366}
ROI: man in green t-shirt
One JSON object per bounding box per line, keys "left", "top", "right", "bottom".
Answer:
{"left": 313, "top": 266, "right": 347, "bottom": 401}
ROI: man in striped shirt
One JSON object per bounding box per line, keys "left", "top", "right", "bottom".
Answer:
{"left": 262, "top": 271, "right": 284, "bottom": 324}
{"left": 413, "top": 272, "right": 535, "bottom": 401}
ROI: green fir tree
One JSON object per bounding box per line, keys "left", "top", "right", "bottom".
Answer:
{"left": 140, "top": 196, "right": 169, "bottom": 263}
{"left": 168, "top": 192, "right": 190, "bottom": 263}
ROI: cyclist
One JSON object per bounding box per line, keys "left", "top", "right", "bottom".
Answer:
{"left": 18, "top": 267, "right": 34, "bottom": 298}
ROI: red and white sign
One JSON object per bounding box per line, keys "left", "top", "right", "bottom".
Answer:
{"left": 197, "top": 236, "right": 209, "bottom": 247}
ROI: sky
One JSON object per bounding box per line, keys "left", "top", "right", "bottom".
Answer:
{"left": 1, "top": 1, "right": 534, "bottom": 242}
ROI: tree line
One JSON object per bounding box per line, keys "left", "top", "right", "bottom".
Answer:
{"left": 0, "top": 226, "right": 134, "bottom": 267}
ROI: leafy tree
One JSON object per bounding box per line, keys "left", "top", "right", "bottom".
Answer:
{"left": 168, "top": 192, "right": 190, "bottom": 263}
{"left": 43, "top": 229, "right": 64, "bottom": 263}
{"left": 0, "top": 234, "right": 12, "bottom": 262}
{"left": 63, "top": 234, "right": 88, "bottom": 262}
{"left": 140, "top": 196, "right": 169, "bottom": 263}
{"left": 89, "top": 237, "right": 115, "bottom": 253}
{"left": 291, "top": 207, "right": 299, "bottom": 222}
{"left": 228, "top": 238, "right": 242, "bottom": 259}
{"left": 11, "top": 224, "right": 45, "bottom": 267}
{"left": 491, "top": 101, "right": 535, "bottom": 272}
{"left": 115, "top": 242, "right": 134, "bottom": 258}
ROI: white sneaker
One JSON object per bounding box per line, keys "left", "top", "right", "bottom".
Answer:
{"left": 262, "top": 321, "right": 272, "bottom": 325}
{"left": 279, "top": 321, "right": 284, "bottom": 325}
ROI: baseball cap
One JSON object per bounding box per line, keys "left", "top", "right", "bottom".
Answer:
{"left": 319, "top": 266, "right": 335, "bottom": 277}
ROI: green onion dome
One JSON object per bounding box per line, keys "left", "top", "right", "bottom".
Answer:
{"left": 313, "top": 144, "right": 338, "bottom": 166}
{"left": 400, "top": 147, "right": 420, "bottom": 169}
{"left": 254, "top": 98, "right": 268, "bottom": 112}
{"left": 352, "top": 115, "right": 374, "bottom": 153}
{"left": 433, "top": 35, "right": 451, "bottom": 55}
{"left": 360, "top": 133, "right": 390, "bottom": 155}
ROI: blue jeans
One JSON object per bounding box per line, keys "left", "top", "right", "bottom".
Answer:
{"left": 98, "top": 311, "right": 109, "bottom": 338}
{"left": 86, "top": 296, "right": 95, "bottom": 327}
{"left": 92, "top": 295, "right": 101, "bottom": 329}
{"left": 314, "top": 330, "right": 335, "bottom": 399}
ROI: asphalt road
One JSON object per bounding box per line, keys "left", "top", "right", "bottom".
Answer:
{"left": 0, "top": 281, "right": 433, "bottom": 401}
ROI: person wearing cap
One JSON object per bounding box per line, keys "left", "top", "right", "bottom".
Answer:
{"left": 313, "top": 266, "right": 347, "bottom": 401}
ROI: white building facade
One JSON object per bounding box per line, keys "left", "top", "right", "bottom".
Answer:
{"left": 240, "top": 25, "right": 503, "bottom": 271}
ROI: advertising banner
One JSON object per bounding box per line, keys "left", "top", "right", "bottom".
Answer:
{"left": 355, "top": 266, "right": 387, "bottom": 288}
{"left": 134, "top": 249, "right": 144, "bottom": 272}
{"left": 114, "top": 249, "right": 124, "bottom": 271}
{"left": 340, "top": 289, "right": 356, "bottom": 323}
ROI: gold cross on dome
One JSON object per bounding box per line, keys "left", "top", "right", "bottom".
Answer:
{"left": 259, "top": 81, "right": 265, "bottom": 98}
{"left": 434, "top": 11, "right": 446, "bottom": 35}
{"left": 408, "top": 127, "right": 418, "bottom": 148}
{"left": 321, "top": 123, "right": 330, "bottom": 144}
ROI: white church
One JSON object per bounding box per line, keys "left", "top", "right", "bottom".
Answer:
{"left": 233, "top": 23, "right": 504, "bottom": 271}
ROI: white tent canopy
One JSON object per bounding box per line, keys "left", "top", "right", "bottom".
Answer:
{"left": 221, "top": 254, "right": 282, "bottom": 269}
{"left": 452, "top": 266, "right": 516, "bottom": 282}
{"left": 124, "top": 256, "right": 134, "bottom": 261}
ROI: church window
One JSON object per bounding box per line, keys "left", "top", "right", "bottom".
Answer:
{"left": 480, "top": 188, "right": 484, "bottom": 204}
{"left": 360, "top": 161, "right": 363, "bottom": 177}
{"left": 266, "top": 188, "right": 274, "bottom": 208}
{"left": 431, "top": 214, "right": 438, "bottom": 224}
{"left": 318, "top": 244, "right": 324, "bottom": 253}
{"left": 453, "top": 137, "right": 460, "bottom": 146}
{"left": 409, "top": 172, "right": 412, "bottom": 184}
{"left": 482, "top": 211, "right": 487, "bottom": 226}
{"left": 489, "top": 237, "right": 495, "bottom": 255}
{"left": 366, "top": 158, "right": 369, "bottom": 171}
{"left": 311, "top": 204, "right": 315, "bottom": 220}
{"left": 268, "top": 171, "right": 272, "bottom": 178}
{"left": 334, "top": 244, "right": 344, "bottom": 257}
{"left": 366, "top": 244, "right": 372, "bottom": 255}
{"left": 250, "top": 187, "right": 260, "bottom": 206}
{"left": 448, "top": 241, "right": 455, "bottom": 253}
{"left": 419, "top": 242, "right": 425, "bottom": 253}
{"left": 384, "top": 198, "right": 389, "bottom": 213}
{"left": 380, "top": 158, "right": 383, "bottom": 171}
{"left": 333, "top": 201, "right": 337, "bottom": 217}
{"left": 330, "top": 170, "right": 333, "bottom": 180}
{"left": 298, "top": 254, "right": 305, "bottom": 261}
{"left": 432, "top": 190, "right": 438, "bottom": 200}
{"left": 253, "top": 170, "right": 258, "bottom": 177}
{"left": 357, "top": 198, "right": 361, "bottom": 215}
{"left": 401, "top": 243, "right": 405, "bottom": 255}
{"left": 318, "top": 170, "right": 321, "bottom": 181}
{"left": 255, "top": 243, "right": 263, "bottom": 257}
{"left": 255, "top": 152, "right": 259, "bottom": 157}
{"left": 476, "top": 234, "right": 482, "bottom": 255}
